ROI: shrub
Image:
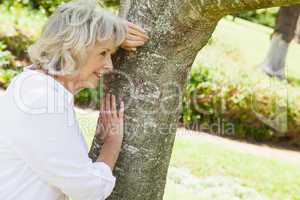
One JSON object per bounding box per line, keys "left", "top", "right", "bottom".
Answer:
{"left": 1, "top": 0, "right": 119, "bottom": 15}
{"left": 0, "top": 42, "right": 13, "bottom": 68}
{"left": 183, "top": 64, "right": 300, "bottom": 142}
{"left": 1, "top": 0, "right": 71, "bottom": 15}
{"left": 232, "top": 8, "right": 279, "bottom": 28}
{"left": 0, "top": 68, "right": 21, "bottom": 88}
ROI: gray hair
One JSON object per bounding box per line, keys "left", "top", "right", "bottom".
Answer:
{"left": 27, "top": 0, "right": 128, "bottom": 76}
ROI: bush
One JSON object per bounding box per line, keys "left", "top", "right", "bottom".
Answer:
{"left": 1, "top": 0, "right": 120, "bottom": 15}
{"left": 0, "top": 68, "right": 21, "bottom": 88}
{"left": 74, "top": 87, "right": 102, "bottom": 109}
{"left": 0, "top": 42, "right": 13, "bottom": 68}
{"left": 1, "top": 0, "right": 71, "bottom": 15}
{"left": 183, "top": 64, "right": 300, "bottom": 142}
{"left": 233, "top": 8, "right": 279, "bottom": 28}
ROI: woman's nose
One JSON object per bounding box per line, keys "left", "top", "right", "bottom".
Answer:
{"left": 106, "top": 64, "right": 113, "bottom": 72}
{"left": 106, "top": 57, "right": 113, "bottom": 72}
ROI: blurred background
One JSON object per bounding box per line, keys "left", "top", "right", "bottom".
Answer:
{"left": 0, "top": 1, "right": 300, "bottom": 199}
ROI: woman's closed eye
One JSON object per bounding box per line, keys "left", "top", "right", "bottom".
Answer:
{"left": 99, "top": 50, "right": 108, "bottom": 57}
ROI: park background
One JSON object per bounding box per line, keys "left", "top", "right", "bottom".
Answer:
{"left": 0, "top": 0, "right": 300, "bottom": 199}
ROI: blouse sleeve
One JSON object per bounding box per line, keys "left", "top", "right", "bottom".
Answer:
{"left": 8, "top": 94, "right": 116, "bottom": 200}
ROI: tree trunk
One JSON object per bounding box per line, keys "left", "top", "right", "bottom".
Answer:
{"left": 89, "top": 0, "right": 300, "bottom": 200}
{"left": 261, "top": 5, "right": 300, "bottom": 79}
{"left": 295, "top": 16, "right": 300, "bottom": 43}
{"left": 261, "top": 33, "right": 289, "bottom": 79}
{"left": 275, "top": 5, "right": 300, "bottom": 43}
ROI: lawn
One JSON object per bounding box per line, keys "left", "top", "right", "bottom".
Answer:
{"left": 196, "top": 16, "right": 300, "bottom": 86}
{"left": 76, "top": 111, "right": 300, "bottom": 200}
{"left": 165, "top": 135, "right": 300, "bottom": 200}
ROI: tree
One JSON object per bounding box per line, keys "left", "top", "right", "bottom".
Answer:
{"left": 295, "top": 14, "right": 300, "bottom": 42}
{"left": 261, "top": 5, "right": 300, "bottom": 79}
{"left": 89, "top": 0, "right": 300, "bottom": 199}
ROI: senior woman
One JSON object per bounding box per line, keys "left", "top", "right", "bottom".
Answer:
{"left": 0, "top": 0, "right": 148, "bottom": 200}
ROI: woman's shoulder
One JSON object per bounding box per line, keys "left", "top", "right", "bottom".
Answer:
{"left": 5, "top": 65, "right": 74, "bottom": 115}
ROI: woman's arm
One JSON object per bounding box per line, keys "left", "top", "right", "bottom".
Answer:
{"left": 8, "top": 92, "right": 117, "bottom": 200}
{"left": 95, "top": 94, "right": 124, "bottom": 170}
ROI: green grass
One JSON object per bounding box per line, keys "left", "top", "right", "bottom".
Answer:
{"left": 76, "top": 111, "right": 300, "bottom": 200}
{"left": 166, "top": 136, "right": 300, "bottom": 200}
{"left": 197, "top": 16, "right": 300, "bottom": 86}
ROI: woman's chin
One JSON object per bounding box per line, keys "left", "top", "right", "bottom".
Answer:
{"left": 80, "top": 77, "right": 99, "bottom": 90}
{"left": 87, "top": 80, "right": 99, "bottom": 89}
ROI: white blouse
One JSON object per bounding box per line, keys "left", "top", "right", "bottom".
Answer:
{"left": 0, "top": 66, "right": 116, "bottom": 200}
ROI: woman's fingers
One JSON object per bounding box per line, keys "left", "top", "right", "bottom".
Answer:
{"left": 101, "top": 93, "right": 125, "bottom": 119}
{"left": 128, "top": 21, "right": 145, "bottom": 32}
{"left": 128, "top": 24, "right": 149, "bottom": 40}
{"left": 97, "top": 96, "right": 106, "bottom": 139}
{"left": 98, "top": 96, "right": 103, "bottom": 122}
{"left": 122, "top": 40, "right": 145, "bottom": 49}
{"left": 126, "top": 34, "right": 147, "bottom": 42}
{"left": 128, "top": 29, "right": 149, "bottom": 41}
{"left": 111, "top": 95, "right": 117, "bottom": 118}
{"left": 105, "top": 94, "right": 111, "bottom": 121}
{"left": 128, "top": 22, "right": 149, "bottom": 38}
{"left": 120, "top": 21, "right": 150, "bottom": 52}
{"left": 118, "top": 100, "right": 124, "bottom": 119}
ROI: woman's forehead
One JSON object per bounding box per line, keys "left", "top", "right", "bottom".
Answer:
{"left": 95, "top": 39, "right": 116, "bottom": 50}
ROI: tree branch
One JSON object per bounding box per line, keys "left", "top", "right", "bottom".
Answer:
{"left": 118, "top": 0, "right": 131, "bottom": 19}
{"left": 201, "top": 0, "right": 300, "bottom": 16}
{"left": 180, "top": 0, "right": 300, "bottom": 19}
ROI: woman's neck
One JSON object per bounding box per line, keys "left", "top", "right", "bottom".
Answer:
{"left": 35, "top": 68, "right": 78, "bottom": 95}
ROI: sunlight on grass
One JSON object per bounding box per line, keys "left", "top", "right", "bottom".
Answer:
{"left": 198, "top": 17, "right": 300, "bottom": 86}
{"left": 169, "top": 136, "right": 300, "bottom": 200}
{"left": 76, "top": 112, "right": 300, "bottom": 200}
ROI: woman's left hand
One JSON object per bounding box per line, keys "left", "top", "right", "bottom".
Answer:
{"left": 121, "top": 21, "right": 149, "bottom": 51}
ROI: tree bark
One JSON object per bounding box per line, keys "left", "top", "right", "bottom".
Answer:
{"left": 193, "top": 0, "right": 300, "bottom": 15}
{"left": 261, "top": 33, "right": 289, "bottom": 79}
{"left": 261, "top": 5, "right": 300, "bottom": 79}
{"left": 295, "top": 15, "right": 300, "bottom": 43}
{"left": 275, "top": 5, "right": 300, "bottom": 43}
{"left": 89, "top": 0, "right": 300, "bottom": 199}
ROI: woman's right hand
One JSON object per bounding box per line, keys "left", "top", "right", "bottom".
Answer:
{"left": 96, "top": 93, "right": 124, "bottom": 144}
{"left": 96, "top": 94, "right": 124, "bottom": 170}
{"left": 120, "top": 21, "right": 149, "bottom": 51}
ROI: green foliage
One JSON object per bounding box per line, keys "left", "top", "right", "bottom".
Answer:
{"left": 100, "top": 0, "right": 119, "bottom": 8}
{"left": 74, "top": 80, "right": 104, "bottom": 110}
{"left": 183, "top": 63, "right": 300, "bottom": 142}
{"left": 0, "top": 2, "right": 47, "bottom": 39}
{"left": 0, "top": 42, "right": 13, "bottom": 68}
{"left": 0, "top": 68, "right": 21, "bottom": 88}
{"left": 31, "top": 0, "right": 71, "bottom": 15}
{"left": 1, "top": 0, "right": 71, "bottom": 15}
{"left": 75, "top": 88, "right": 100, "bottom": 109}
{"left": 180, "top": 18, "right": 300, "bottom": 143}
{"left": 1, "top": 32, "right": 34, "bottom": 59}
{"left": 233, "top": 8, "right": 279, "bottom": 28}
{"left": 1, "top": 0, "right": 119, "bottom": 15}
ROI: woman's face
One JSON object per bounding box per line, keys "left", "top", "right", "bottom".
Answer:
{"left": 75, "top": 39, "right": 116, "bottom": 90}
